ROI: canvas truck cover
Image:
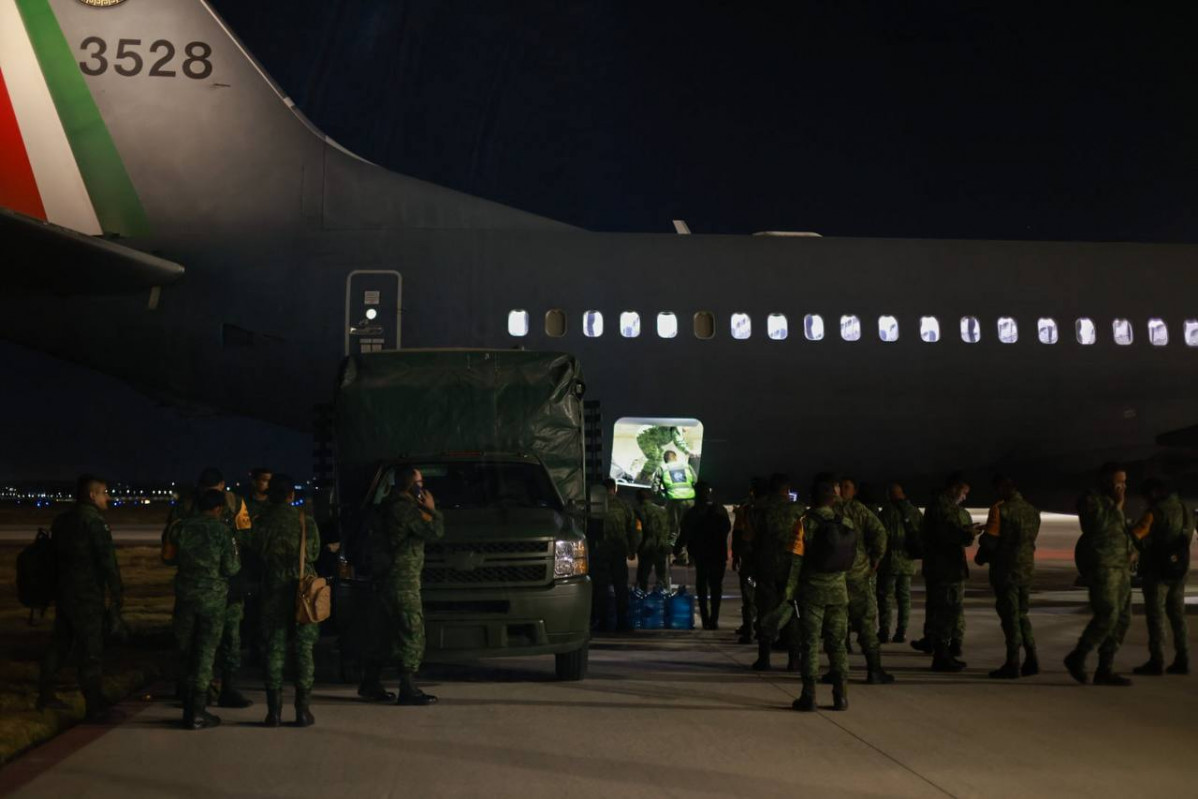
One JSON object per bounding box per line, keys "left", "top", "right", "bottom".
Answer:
{"left": 335, "top": 350, "right": 586, "bottom": 502}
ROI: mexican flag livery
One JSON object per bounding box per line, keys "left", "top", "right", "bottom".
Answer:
{"left": 0, "top": 0, "right": 147, "bottom": 236}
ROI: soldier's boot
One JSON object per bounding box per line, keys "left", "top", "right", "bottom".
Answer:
{"left": 751, "top": 640, "right": 772, "bottom": 671}
{"left": 877, "top": 629, "right": 891, "bottom": 644}
{"left": 831, "top": 675, "right": 849, "bottom": 711}
{"left": 931, "top": 647, "right": 966, "bottom": 672}
{"left": 1132, "top": 658, "right": 1164, "bottom": 676}
{"left": 397, "top": 672, "right": 437, "bottom": 706}
{"left": 865, "top": 649, "right": 895, "bottom": 684}
{"left": 357, "top": 665, "right": 397, "bottom": 702}
{"left": 1063, "top": 649, "right": 1089, "bottom": 684}
{"left": 217, "top": 672, "right": 254, "bottom": 708}
{"left": 988, "top": 658, "right": 1021, "bottom": 680}
{"left": 182, "top": 689, "right": 221, "bottom": 730}
{"left": 791, "top": 679, "right": 817, "bottom": 712}
{"left": 263, "top": 689, "right": 282, "bottom": 728}
{"left": 1166, "top": 654, "right": 1189, "bottom": 675}
{"left": 1020, "top": 647, "right": 1039, "bottom": 677}
{"left": 909, "top": 637, "right": 932, "bottom": 654}
{"left": 1092, "top": 653, "right": 1132, "bottom": 686}
{"left": 892, "top": 628, "right": 907, "bottom": 644}
{"left": 294, "top": 688, "right": 316, "bottom": 726}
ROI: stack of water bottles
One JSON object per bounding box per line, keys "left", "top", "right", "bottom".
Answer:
{"left": 631, "top": 585, "right": 695, "bottom": 630}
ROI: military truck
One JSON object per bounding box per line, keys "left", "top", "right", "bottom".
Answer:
{"left": 330, "top": 349, "right": 599, "bottom": 680}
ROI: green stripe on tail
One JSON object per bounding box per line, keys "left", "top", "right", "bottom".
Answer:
{"left": 17, "top": 0, "right": 149, "bottom": 237}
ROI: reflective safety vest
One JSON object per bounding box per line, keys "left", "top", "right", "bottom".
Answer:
{"left": 660, "top": 463, "right": 696, "bottom": 501}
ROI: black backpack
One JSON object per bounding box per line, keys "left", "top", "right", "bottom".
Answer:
{"left": 809, "top": 514, "right": 858, "bottom": 573}
{"left": 17, "top": 528, "right": 57, "bottom": 624}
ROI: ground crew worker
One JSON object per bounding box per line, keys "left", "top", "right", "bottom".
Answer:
{"left": 751, "top": 474, "right": 803, "bottom": 672}
{"left": 636, "top": 425, "right": 694, "bottom": 483}
{"left": 1065, "top": 463, "right": 1135, "bottom": 686}
{"left": 164, "top": 467, "right": 254, "bottom": 709}
{"left": 836, "top": 477, "right": 894, "bottom": 684}
{"left": 731, "top": 478, "right": 766, "bottom": 644}
{"left": 789, "top": 478, "right": 851, "bottom": 712}
{"left": 634, "top": 489, "right": 671, "bottom": 591}
{"left": 592, "top": 479, "right": 637, "bottom": 631}
{"left": 251, "top": 475, "right": 323, "bottom": 724}
{"left": 36, "top": 475, "right": 123, "bottom": 722}
{"left": 652, "top": 450, "right": 697, "bottom": 559}
{"left": 163, "top": 489, "right": 239, "bottom": 729}
{"left": 920, "top": 473, "right": 980, "bottom": 672}
{"left": 875, "top": 482, "right": 921, "bottom": 644}
{"left": 678, "top": 482, "right": 732, "bottom": 630}
{"left": 980, "top": 476, "right": 1041, "bottom": 679}
{"left": 1129, "top": 478, "right": 1191, "bottom": 676}
{"left": 358, "top": 467, "right": 444, "bottom": 706}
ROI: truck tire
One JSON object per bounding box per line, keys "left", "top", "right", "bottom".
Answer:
{"left": 555, "top": 644, "right": 589, "bottom": 681}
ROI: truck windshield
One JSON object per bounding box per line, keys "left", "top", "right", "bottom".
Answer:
{"left": 375, "top": 461, "right": 563, "bottom": 511}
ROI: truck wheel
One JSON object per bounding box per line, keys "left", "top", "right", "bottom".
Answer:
{"left": 555, "top": 645, "right": 589, "bottom": 681}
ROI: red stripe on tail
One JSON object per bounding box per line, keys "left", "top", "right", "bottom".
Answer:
{"left": 0, "top": 66, "right": 46, "bottom": 220}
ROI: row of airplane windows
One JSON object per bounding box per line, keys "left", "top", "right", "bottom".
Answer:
{"left": 507, "top": 309, "right": 1198, "bottom": 347}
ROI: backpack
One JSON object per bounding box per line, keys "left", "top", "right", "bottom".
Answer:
{"left": 809, "top": 515, "right": 858, "bottom": 573}
{"left": 17, "top": 528, "right": 57, "bottom": 624}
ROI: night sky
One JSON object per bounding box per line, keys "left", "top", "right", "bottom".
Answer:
{"left": 3, "top": 1, "right": 1197, "bottom": 482}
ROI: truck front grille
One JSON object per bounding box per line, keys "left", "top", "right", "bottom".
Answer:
{"left": 422, "top": 539, "right": 553, "bottom": 587}
{"left": 423, "top": 565, "right": 548, "bottom": 585}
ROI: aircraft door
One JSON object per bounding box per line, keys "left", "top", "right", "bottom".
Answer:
{"left": 345, "top": 270, "right": 402, "bottom": 355}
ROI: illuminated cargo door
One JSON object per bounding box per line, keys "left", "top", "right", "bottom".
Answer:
{"left": 345, "top": 270, "right": 402, "bottom": 355}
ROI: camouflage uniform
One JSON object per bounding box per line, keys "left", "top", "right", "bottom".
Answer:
{"left": 790, "top": 507, "right": 851, "bottom": 684}
{"left": 1070, "top": 491, "right": 1132, "bottom": 670}
{"left": 38, "top": 503, "right": 123, "bottom": 712}
{"left": 367, "top": 492, "right": 445, "bottom": 673}
{"left": 635, "top": 500, "right": 671, "bottom": 591}
{"left": 838, "top": 497, "right": 887, "bottom": 660}
{"left": 1133, "top": 493, "right": 1191, "bottom": 668}
{"left": 164, "top": 516, "right": 239, "bottom": 696}
{"left": 731, "top": 499, "right": 757, "bottom": 637}
{"left": 753, "top": 495, "right": 803, "bottom": 667}
{"left": 922, "top": 491, "right": 974, "bottom": 658}
{"left": 593, "top": 495, "right": 636, "bottom": 629}
{"left": 876, "top": 499, "right": 921, "bottom": 639}
{"left": 984, "top": 493, "right": 1040, "bottom": 666}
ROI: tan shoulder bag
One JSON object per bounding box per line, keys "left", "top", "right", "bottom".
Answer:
{"left": 295, "top": 513, "right": 331, "bottom": 624}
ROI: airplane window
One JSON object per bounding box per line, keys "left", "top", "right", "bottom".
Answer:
{"left": 767, "top": 314, "right": 788, "bottom": 340}
{"left": 840, "top": 315, "right": 861, "bottom": 342}
{"left": 693, "top": 312, "right": 715, "bottom": 340}
{"left": 878, "top": 315, "right": 899, "bottom": 343}
{"left": 1075, "top": 317, "right": 1096, "bottom": 345}
{"left": 583, "top": 310, "right": 604, "bottom": 338}
{"left": 508, "top": 310, "right": 529, "bottom": 337}
{"left": 804, "top": 314, "right": 824, "bottom": 341}
{"left": 920, "top": 316, "right": 940, "bottom": 343}
{"left": 997, "top": 317, "right": 1018, "bottom": 344}
{"left": 730, "top": 313, "right": 751, "bottom": 340}
{"left": 960, "top": 316, "right": 981, "bottom": 343}
{"left": 1112, "top": 318, "right": 1133, "bottom": 346}
{"left": 1185, "top": 319, "right": 1198, "bottom": 347}
{"left": 620, "top": 311, "right": 641, "bottom": 338}
{"left": 545, "top": 309, "right": 567, "bottom": 338}
{"left": 1037, "top": 318, "right": 1059, "bottom": 345}
{"left": 1148, "top": 318, "right": 1168, "bottom": 346}
{"left": 657, "top": 312, "right": 678, "bottom": 339}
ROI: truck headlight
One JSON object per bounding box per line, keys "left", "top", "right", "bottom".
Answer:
{"left": 554, "top": 539, "right": 588, "bottom": 578}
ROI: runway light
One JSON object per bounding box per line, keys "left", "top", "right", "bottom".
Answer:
{"left": 366, "top": 308, "right": 378, "bottom": 320}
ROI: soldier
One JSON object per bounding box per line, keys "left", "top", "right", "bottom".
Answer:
{"left": 634, "top": 489, "right": 670, "bottom": 591}
{"left": 164, "top": 467, "right": 254, "bottom": 709}
{"left": 1065, "top": 463, "right": 1135, "bottom": 686}
{"left": 731, "top": 478, "right": 766, "bottom": 644}
{"left": 240, "top": 468, "right": 272, "bottom": 520}
{"left": 920, "top": 473, "right": 980, "bottom": 672}
{"left": 251, "top": 475, "right": 323, "bottom": 724}
{"left": 1129, "top": 478, "right": 1191, "bottom": 676}
{"left": 592, "top": 479, "right": 637, "bottom": 631}
{"left": 836, "top": 477, "right": 894, "bottom": 683}
{"left": 359, "top": 467, "right": 445, "bottom": 705}
{"left": 163, "top": 489, "right": 239, "bottom": 729}
{"left": 875, "top": 482, "right": 921, "bottom": 644}
{"left": 751, "top": 473, "right": 803, "bottom": 672}
{"left": 36, "top": 475, "right": 123, "bottom": 722}
{"left": 790, "top": 478, "right": 852, "bottom": 712}
{"left": 980, "top": 476, "right": 1041, "bottom": 679}
{"left": 678, "top": 482, "right": 732, "bottom": 630}
{"left": 651, "top": 450, "right": 697, "bottom": 559}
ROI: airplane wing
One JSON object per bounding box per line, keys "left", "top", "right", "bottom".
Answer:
{"left": 1, "top": 207, "right": 183, "bottom": 295}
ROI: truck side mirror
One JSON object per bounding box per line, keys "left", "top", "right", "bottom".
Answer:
{"left": 587, "top": 483, "right": 609, "bottom": 519}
